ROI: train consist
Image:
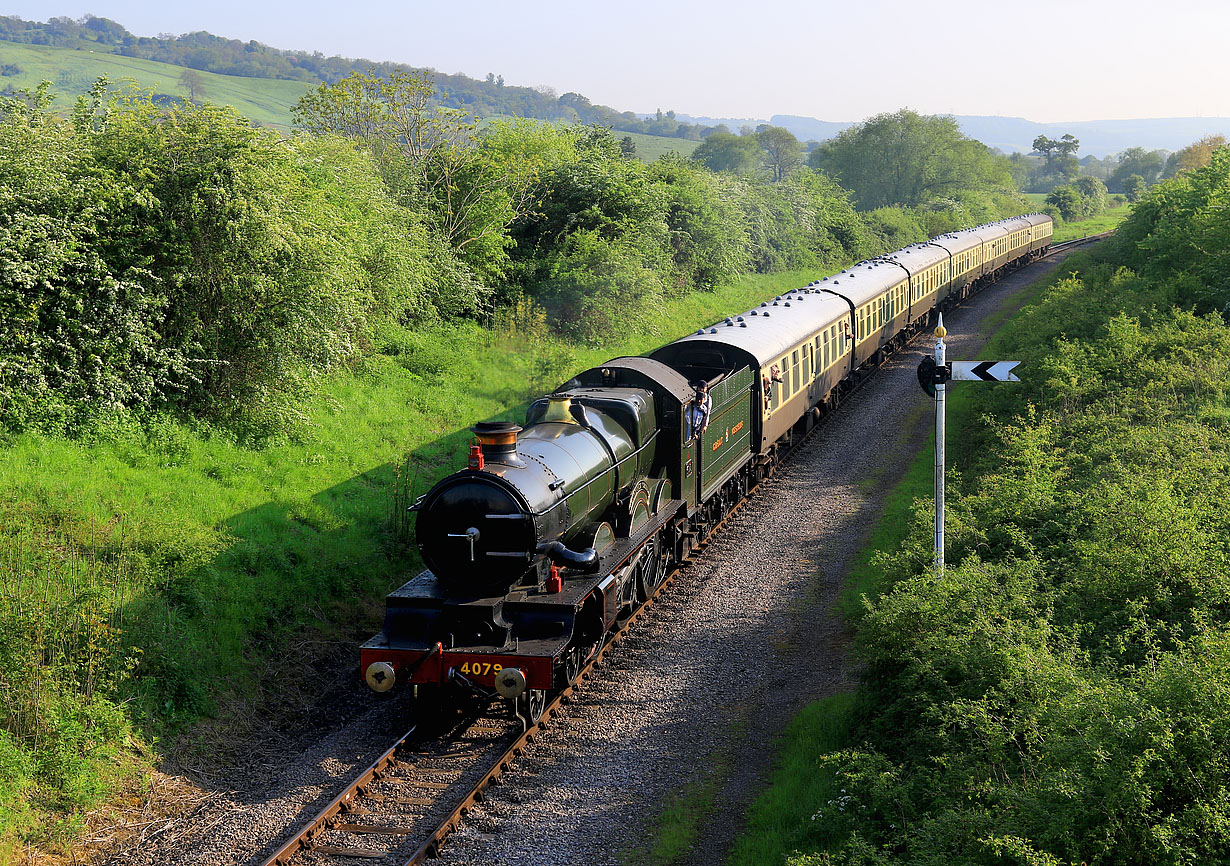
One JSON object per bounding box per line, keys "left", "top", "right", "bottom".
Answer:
{"left": 360, "top": 213, "right": 1054, "bottom": 723}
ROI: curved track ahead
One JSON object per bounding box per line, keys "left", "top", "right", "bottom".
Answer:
{"left": 258, "top": 230, "right": 1112, "bottom": 866}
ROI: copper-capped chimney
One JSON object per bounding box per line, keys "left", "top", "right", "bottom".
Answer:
{"left": 471, "top": 421, "right": 524, "bottom": 465}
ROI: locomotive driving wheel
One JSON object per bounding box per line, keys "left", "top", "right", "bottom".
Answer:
{"left": 637, "top": 533, "right": 664, "bottom": 602}
{"left": 563, "top": 636, "right": 600, "bottom": 686}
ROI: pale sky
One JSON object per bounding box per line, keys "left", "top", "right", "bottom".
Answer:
{"left": 5, "top": 0, "right": 1229, "bottom": 122}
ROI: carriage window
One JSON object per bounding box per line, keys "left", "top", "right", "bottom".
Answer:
{"left": 803, "top": 346, "right": 810, "bottom": 383}
{"left": 823, "top": 331, "right": 829, "bottom": 368}
{"left": 792, "top": 350, "right": 800, "bottom": 393}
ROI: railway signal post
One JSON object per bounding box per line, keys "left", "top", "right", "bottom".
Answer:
{"left": 917, "top": 315, "right": 1019, "bottom": 573}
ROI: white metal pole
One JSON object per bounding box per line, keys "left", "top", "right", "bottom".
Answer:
{"left": 934, "top": 315, "right": 947, "bottom": 574}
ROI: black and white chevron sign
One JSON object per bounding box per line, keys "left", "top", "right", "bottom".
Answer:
{"left": 950, "top": 360, "right": 1020, "bottom": 382}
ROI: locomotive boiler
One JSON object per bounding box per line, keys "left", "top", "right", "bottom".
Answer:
{"left": 415, "top": 389, "right": 658, "bottom": 594}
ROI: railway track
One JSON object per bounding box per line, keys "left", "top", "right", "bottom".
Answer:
{"left": 256, "top": 230, "right": 1111, "bottom": 866}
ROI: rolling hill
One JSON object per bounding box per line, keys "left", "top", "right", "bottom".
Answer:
{"left": 0, "top": 41, "right": 704, "bottom": 161}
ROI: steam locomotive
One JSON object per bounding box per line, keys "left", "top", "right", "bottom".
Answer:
{"left": 360, "top": 213, "right": 1053, "bottom": 723}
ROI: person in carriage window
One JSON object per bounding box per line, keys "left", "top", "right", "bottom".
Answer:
{"left": 686, "top": 381, "right": 712, "bottom": 443}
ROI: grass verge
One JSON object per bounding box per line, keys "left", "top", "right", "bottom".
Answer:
{"left": 726, "top": 694, "right": 856, "bottom": 866}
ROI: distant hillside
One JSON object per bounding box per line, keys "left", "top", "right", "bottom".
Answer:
{"left": 0, "top": 41, "right": 309, "bottom": 128}
{"left": 0, "top": 41, "right": 701, "bottom": 162}
{"left": 0, "top": 14, "right": 714, "bottom": 141}
{"left": 946, "top": 115, "right": 1230, "bottom": 158}
{"left": 643, "top": 110, "right": 1230, "bottom": 158}
{"left": 10, "top": 13, "right": 1223, "bottom": 158}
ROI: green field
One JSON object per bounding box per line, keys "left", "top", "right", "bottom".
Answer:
{"left": 619, "top": 130, "right": 700, "bottom": 161}
{"left": 1051, "top": 204, "right": 1130, "bottom": 241}
{"left": 0, "top": 42, "right": 311, "bottom": 128}
{"left": 1022, "top": 191, "right": 1131, "bottom": 241}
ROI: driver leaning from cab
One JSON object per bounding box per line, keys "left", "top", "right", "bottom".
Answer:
{"left": 686, "top": 381, "right": 712, "bottom": 443}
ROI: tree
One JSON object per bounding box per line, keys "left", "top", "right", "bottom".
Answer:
{"left": 1122, "top": 174, "right": 1146, "bottom": 202}
{"left": 809, "top": 109, "right": 1015, "bottom": 209}
{"left": 756, "top": 125, "right": 804, "bottom": 182}
{"left": 1109, "top": 147, "right": 1166, "bottom": 191}
{"left": 1071, "top": 175, "right": 1108, "bottom": 216}
{"left": 294, "top": 70, "right": 537, "bottom": 279}
{"left": 179, "top": 68, "right": 205, "bottom": 101}
{"left": 648, "top": 153, "right": 751, "bottom": 288}
{"left": 1025, "top": 133, "right": 1081, "bottom": 190}
{"left": 1046, "top": 185, "right": 1081, "bottom": 220}
{"left": 691, "top": 131, "right": 762, "bottom": 175}
{"left": 1032, "top": 134, "right": 1056, "bottom": 162}
{"left": 619, "top": 135, "right": 637, "bottom": 158}
{"left": 1165, "top": 134, "right": 1228, "bottom": 177}
{"left": 1056, "top": 133, "right": 1080, "bottom": 159}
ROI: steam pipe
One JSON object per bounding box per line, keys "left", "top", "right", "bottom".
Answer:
{"left": 536, "top": 540, "right": 599, "bottom": 573}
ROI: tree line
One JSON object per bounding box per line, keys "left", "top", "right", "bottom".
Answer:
{"left": 1009, "top": 132, "right": 1227, "bottom": 200}
{"left": 0, "top": 73, "right": 921, "bottom": 438}
{"left": 9, "top": 68, "right": 1221, "bottom": 442}
{"left": 19, "top": 70, "right": 1152, "bottom": 442}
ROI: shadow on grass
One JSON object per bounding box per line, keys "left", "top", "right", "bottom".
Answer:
{"left": 101, "top": 403, "right": 544, "bottom": 861}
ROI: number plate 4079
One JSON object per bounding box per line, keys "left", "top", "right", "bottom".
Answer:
{"left": 458, "top": 662, "right": 502, "bottom": 677}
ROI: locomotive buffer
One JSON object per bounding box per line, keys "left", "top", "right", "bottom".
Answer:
{"left": 916, "top": 314, "right": 1020, "bottom": 573}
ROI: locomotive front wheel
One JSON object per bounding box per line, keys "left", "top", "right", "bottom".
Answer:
{"left": 516, "top": 688, "right": 547, "bottom": 726}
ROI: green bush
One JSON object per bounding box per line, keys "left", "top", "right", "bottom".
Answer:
{"left": 534, "top": 230, "right": 665, "bottom": 340}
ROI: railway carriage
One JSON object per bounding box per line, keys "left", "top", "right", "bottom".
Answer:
{"left": 653, "top": 289, "right": 849, "bottom": 464}
{"left": 359, "top": 214, "right": 1053, "bottom": 724}
{"left": 928, "top": 231, "right": 983, "bottom": 299}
